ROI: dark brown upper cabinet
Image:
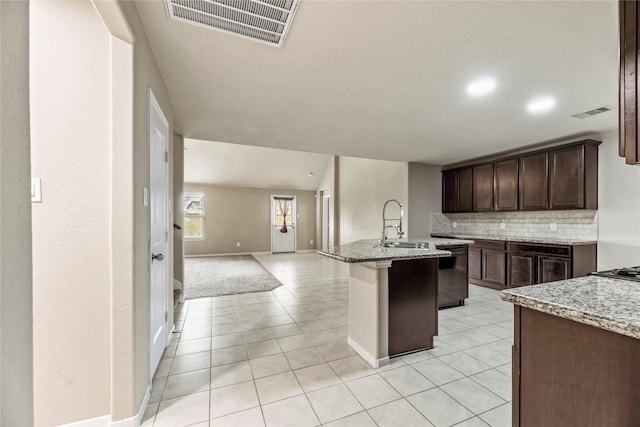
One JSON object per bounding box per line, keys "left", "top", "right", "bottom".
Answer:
{"left": 549, "top": 143, "right": 599, "bottom": 210}
{"left": 619, "top": 0, "right": 640, "bottom": 165}
{"left": 441, "top": 140, "right": 599, "bottom": 212}
{"left": 519, "top": 152, "right": 549, "bottom": 211}
{"left": 442, "top": 169, "right": 457, "bottom": 213}
{"left": 493, "top": 159, "right": 518, "bottom": 211}
{"left": 457, "top": 167, "right": 473, "bottom": 212}
{"left": 472, "top": 164, "right": 494, "bottom": 212}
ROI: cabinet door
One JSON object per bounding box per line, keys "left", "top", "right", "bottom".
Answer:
{"left": 442, "top": 170, "right": 457, "bottom": 213}
{"left": 549, "top": 145, "right": 585, "bottom": 209}
{"left": 537, "top": 256, "right": 571, "bottom": 283}
{"left": 508, "top": 253, "right": 535, "bottom": 287}
{"left": 469, "top": 247, "right": 482, "bottom": 281}
{"left": 482, "top": 250, "right": 506, "bottom": 287}
{"left": 457, "top": 167, "right": 473, "bottom": 212}
{"left": 473, "top": 164, "right": 494, "bottom": 212}
{"left": 519, "top": 152, "right": 548, "bottom": 210}
{"left": 619, "top": 1, "right": 640, "bottom": 165}
{"left": 494, "top": 159, "right": 518, "bottom": 211}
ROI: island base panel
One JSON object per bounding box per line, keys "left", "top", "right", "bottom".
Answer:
{"left": 388, "top": 258, "right": 438, "bottom": 356}
{"left": 514, "top": 306, "right": 640, "bottom": 427}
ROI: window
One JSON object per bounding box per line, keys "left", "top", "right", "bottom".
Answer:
{"left": 183, "top": 193, "right": 204, "bottom": 240}
{"left": 274, "top": 197, "right": 293, "bottom": 227}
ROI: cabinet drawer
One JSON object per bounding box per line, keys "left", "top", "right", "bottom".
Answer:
{"left": 471, "top": 240, "right": 507, "bottom": 251}
{"left": 508, "top": 243, "right": 571, "bottom": 257}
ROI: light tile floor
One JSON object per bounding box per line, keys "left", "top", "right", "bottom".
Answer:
{"left": 143, "top": 252, "right": 513, "bottom": 427}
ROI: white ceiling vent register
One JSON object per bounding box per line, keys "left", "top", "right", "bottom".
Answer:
{"left": 164, "top": 0, "right": 300, "bottom": 47}
{"left": 571, "top": 106, "right": 613, "bottom": 119}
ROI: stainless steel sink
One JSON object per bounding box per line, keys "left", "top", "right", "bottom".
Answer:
{"left": 383, "top": 241, "right": 431, "bottom": 249}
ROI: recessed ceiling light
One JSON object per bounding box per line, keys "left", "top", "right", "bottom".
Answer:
{"left": 526, "top": 96, "right": 556, "bottom": 114}
{"left": 307, "top": 172, "right": 314, "bottom": 178}
{"left": 466, "top": 77, "right": 497, "bottom": 97}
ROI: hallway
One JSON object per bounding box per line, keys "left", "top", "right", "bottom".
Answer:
{"left": 143, "top": 252, "right": 512, "bottom": 426}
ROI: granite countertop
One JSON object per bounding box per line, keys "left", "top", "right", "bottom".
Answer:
{"left": 431, "top": 232, "right": 596, "bottom": 246}
{"left": 317, "top": 238, "right": 472, "bottom": 263}
{"left": 500, "top": 276, "right": 640, "bottom": 340}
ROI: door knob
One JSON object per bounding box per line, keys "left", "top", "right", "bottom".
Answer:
{"left": 152, "top": 253, "right": 164, "bottom": 262}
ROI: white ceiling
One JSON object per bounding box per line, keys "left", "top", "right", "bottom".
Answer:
{"left": 135, "top": 0, "right": 618, "bottom": 170}
{"left": 184, "top": 138, "right": 331, "bottom": 190}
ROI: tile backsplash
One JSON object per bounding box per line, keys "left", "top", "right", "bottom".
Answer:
{"left": 431, "top": 210, "right": 598, "bottom": 240}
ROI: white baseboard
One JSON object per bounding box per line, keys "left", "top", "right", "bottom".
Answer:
{"left": 186, "top": 250, "right": 316, "bottom": 258}
{"left": 185, "top": 252, "right": 254, "bottom": 258}
{"left": 167, "top": 324, "right": 175, "bottom": 344}
{"left": 347, "top": 336, "right": 389, "bottom": 369}
{"left": 57, "top": 383, "right": 150, "bottom": 427}
{"left": 60, "top": 415, "right": 111, "bottom": 427}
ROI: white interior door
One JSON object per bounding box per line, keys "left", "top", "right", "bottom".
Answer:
{"left": 271, "top": 195, "right": 296, "bottom": 253}
{"left": 149, "top": 89, "right": 169, "bottom": 379}
{"left": 322, "top": 195, "right": 330, "bottom": 251}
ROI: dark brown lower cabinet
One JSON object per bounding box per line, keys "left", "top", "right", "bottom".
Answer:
{"left": 513, "top": 306, "right": 640, "bottom": 426}
{"left": 469, "top": 240, "right": 507, "bottom": 289}
{"left": 507, "top": 253, "right": 535, "bottom": 287}
{"left": 506, "top": 243, "right": 596, "bottom": 288}
{"left": 388, "top": 258, "right": 438, "bottom": 356}
{"left": 482, "top": 250, "right": 506, "bottom": 286}
{"left": 537, "top": 256, "right": 570, "bottom": 283}
{"left": 469, "top": 247, "right": 482, "bottom": 281}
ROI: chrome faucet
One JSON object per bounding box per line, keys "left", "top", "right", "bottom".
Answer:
{"left": 380, "top": 199, "right": 404, "bottom": 247}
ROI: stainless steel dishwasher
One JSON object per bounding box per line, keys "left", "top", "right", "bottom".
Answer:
{"left": 436, "top": 245, "right": 469, "bottom": 308}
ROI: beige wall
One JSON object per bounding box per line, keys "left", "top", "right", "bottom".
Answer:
{"left": 338, "top": 157, "right": 409, "bottom": 244}
{"left": 597, "top": 130, "right": 640, "bottom": 269}
{"left": 30, "top": 1, "right": 111, "bottom": 423}
{"left": 316, "top": 156, "right": 337, "bottom": 249}
{"left": 30, "top": 0, "right": 175, "bottom": 424}
{"left": 407, "top": 162, "right": 442, "bottom": 238}
{"left": 0, "top": 1, "right": 34, "bottom": 424}
{"left": 184, "top": 185, "right": 317, "bottom": 255}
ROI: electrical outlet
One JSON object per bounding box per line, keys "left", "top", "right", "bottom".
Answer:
{"left": 310, "top": 240, "right": 314, "bottom": 245}
{"left": 500, "top": 222, "right": 506, "bottom": 230}
{"left": 236, "top": 242, "right": 240, "bottom": 247}
{"left": 452, "top": 222, "right": 457, "bottom": 229}
{"left": 550, "top": 223, "right": 557, "bottom": 231}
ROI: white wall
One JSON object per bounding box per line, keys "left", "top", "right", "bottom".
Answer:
{"left": 407, "top": 162, "right": 441, "bottom": 238}
{"left": 339, "top": 157, "right": 408, "bottom": 244}
{"left": 597, "top": 130, "right": 640, "bottom": 269}
{"left": 316, "top": 156, "right": 337, "bottom": 248}
{"left": 0, "top": 1, "right": 34, "bottom": 424}
{"left": 30, "top": 1, "right": 111, "bottom": 423}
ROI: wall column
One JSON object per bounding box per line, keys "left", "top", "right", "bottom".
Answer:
{"left": 0, "top": 0, "right": 34, "bottom": 424}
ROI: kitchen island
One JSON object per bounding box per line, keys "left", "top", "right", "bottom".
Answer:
{"left": 500, "top": 277, "right": 640, "bottom": 426}
{"left": 318, "top": 237, "right": 471, "bottom": 368}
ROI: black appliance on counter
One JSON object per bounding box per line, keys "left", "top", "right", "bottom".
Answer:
{"left": 436, "top": 245, "right": 469, "bottom": 308}
{"left": 591, "top": 266, "right": 640, "bottom": 282}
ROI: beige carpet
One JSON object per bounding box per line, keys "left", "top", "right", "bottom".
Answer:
{"left": 184, "top": 255, "right": 283, "bottom": 300}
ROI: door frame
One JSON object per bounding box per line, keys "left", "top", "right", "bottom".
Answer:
{"left": 148, "top": 88, "right": 170, "bottom": 381}
{"left": 322, "top": 194, "right": 330, "bottom": 251}
{"left": 271, "top": 194, "right": 297, "bottom": 253}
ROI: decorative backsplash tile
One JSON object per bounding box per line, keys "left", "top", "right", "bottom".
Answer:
{"left": 431, "top": 210, "right": 598, "bottom": 240}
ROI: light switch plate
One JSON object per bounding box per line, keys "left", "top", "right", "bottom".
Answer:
{"left": 143, "top": 187, "right": 149, "bottom": 207}
{"left": 500, "top": 222, "right": 506, "bottom": 230}
{"left": 550, "top": 223, "right": 557, "bottom": 231}
{"left": 31, "top": 178, "right": 42, "bottom": 203}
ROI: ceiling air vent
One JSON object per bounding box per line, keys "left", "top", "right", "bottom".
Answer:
{"left": 165, "top": 0, "right": 300, "bottom": 48}
{"left": 571, "top": 106, "right": 613, "bottom": 119}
